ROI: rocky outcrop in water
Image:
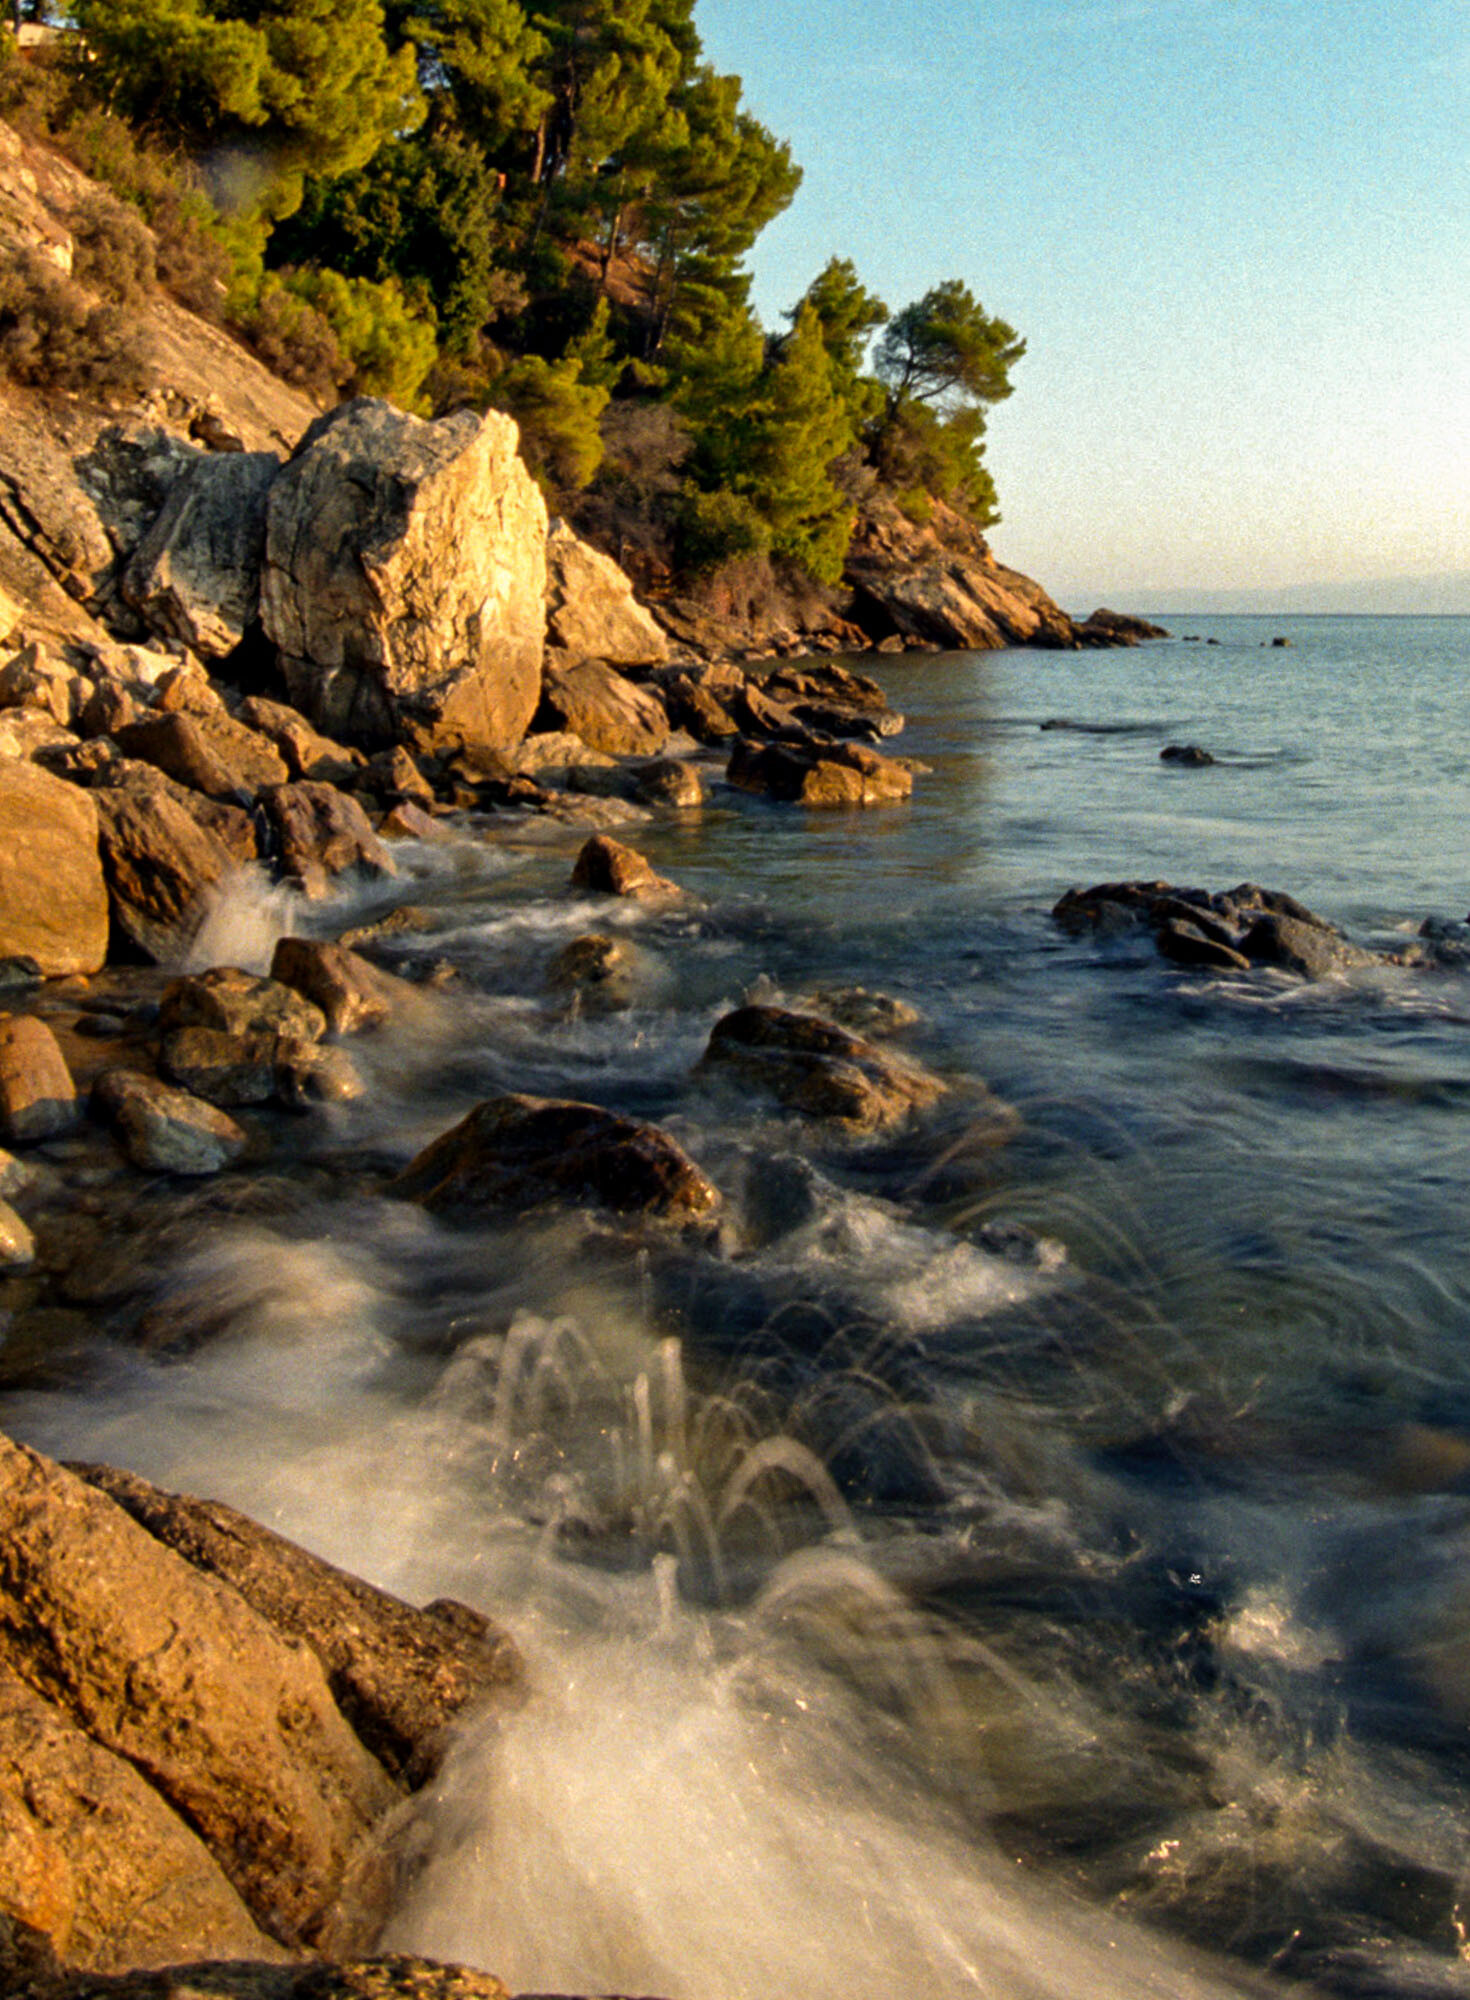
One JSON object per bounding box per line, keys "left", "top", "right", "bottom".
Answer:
{"left": 700, "top": 1004, "right": 945, "bottom": 1130}
{"left": 1054, "top": 880, "right": 1382, "bottom": 977}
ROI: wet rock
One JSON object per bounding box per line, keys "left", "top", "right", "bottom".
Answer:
{"left": 630, "top": 756, "right": 704, "bottom": 808}
{"left": 806, "top": 987, "right": 920, "bottom": 1036}
{"left": 269, "top": 938, "right": 396, "bottom": 1037}
{"left": 535, "top": 653, "right": 671, "bottom": 758}
{"left": 0, "top": 1434, "right": 398, "bottom": 1951}
{"left": 546, "top": 932, "right": 635, "bottom": 1013}
{"left": 1239, "top": 909, "right": 1376, "bottom": 978}
{"left": 655, "top": 667, "right": 739, "bottom": 745}
{"left": 92, "top": 1069, "right": 249, "bottom": 1175}
{"left": 394, "top": 1093, "right": 721, "bottom": 1221}
{"left": 0, "top": 1015, "right": 78, "bottom": 1144}
{"left": 74, "top": 1463, "right": 523, "bottom": 1789}
{"left": 113, "top": 713, "right": 290, "bottom": 804}
{"left": 700, "top": 1005, "right": 945, "bottom": 1131}
{"left": 0, "top": 1145, "right": 36, "bottom": 1197}
{"left": 271, "top": 1040, "right": 363, "bottom": 1108}
{"left": 543, "top": 517, "right": 669, "bottom": 668}
{"left": 1160, "top": 744, "right": 1214, "bottom": 766}
{"left": 570, "top": 832, "right": 678, "bottom": 899}
{"left": 121, "top": 452, "right": 278, "bottom": 660}
{"left": 256, "top": 783, "right": 395, "bottom": 899}
{"left": 726, "top": 736, "right": 912, "bottom": 807}
{"left": 91, "top": 774, "right": 242, "bottom": 963}
{"left": 261, "top": 399, "right": 546, "bottom": 756}
{"left": 159, "top": 968, "right": 327, "bottom": 1045}
{"left": 1053, "top": 879, "right": 1377, "bottom": 979}
{"left": 377, "top": 801, "right": 452, "bottom": 843}
{"left": 0, "top": 759, "right": 109, "bottom": 977}
{"left": 158, "top": 1028, "right": 298, "bottom": 1108}
{"left": 0, "top": 1196, "right": 36, "bottom": 1268}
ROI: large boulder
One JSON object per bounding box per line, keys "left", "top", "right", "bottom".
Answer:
{"left": 543, "top": 517, "right": 669, "bottom": 667}
{"left": 255, "top": 782, "right": 395, "bottom": 899}
{"left": 394, "top": 1093, "right": 721, "bottom": 1221}
{"left": 0, "top": 758, "right": 109, "bottom": 976}
{"left": 75, "top": 1464, "right": 522, "bottom": 1788}
{"left": 121, "top": 452, "right": 279, "bottom": 660}
{"left": 0, "top": 1434, "right": 397, "bottom": 1951}
{"left": 260, "top": 400, "right": 547, "bottom": 755}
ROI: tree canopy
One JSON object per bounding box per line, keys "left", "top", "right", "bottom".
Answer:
{"left": 16, "top": 0, "right": 1027, "bottom": 564}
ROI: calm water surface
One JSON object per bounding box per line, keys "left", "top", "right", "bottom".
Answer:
{"left": 7, "top": 615, "right": 1470, "bottom": 1998}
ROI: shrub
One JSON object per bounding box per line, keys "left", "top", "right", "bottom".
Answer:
{"left": 0, "top": 248, "right": 152, "bottom": 398}
{"left": 70, "top": 196, "right": 157, "bottom": 304}
{"left": 234, "top": 277, "right": 345, "bottom": 402}
{"left": 674, "top": 486, "right": 772, "bottom": 575}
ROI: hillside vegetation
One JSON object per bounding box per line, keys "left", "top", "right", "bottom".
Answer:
{"left": 0, "top": 0, "right": 1024, "bottom": 596}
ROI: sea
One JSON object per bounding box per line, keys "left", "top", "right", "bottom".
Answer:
{"left": 7, "top": 612, "right": 1470, "bottom": 1998}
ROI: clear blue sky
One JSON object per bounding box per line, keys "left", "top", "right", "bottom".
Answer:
{"left": 696, "top": 0, "right": 1469, "bottom": 610}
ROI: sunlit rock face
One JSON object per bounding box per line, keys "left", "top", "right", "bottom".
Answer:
{"left": 261, "top": 400, "right": 548, "bottom": 757}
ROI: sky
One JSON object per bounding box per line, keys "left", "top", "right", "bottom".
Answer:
{"left": 695, "top": 0, "right": 1470, "bottom": 611}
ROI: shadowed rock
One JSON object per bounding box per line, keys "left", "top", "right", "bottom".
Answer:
{"left": 0, "top": 1014, "right": 78, "bottom": 1144}
{"left": 1053, "top": 879, "right": 1379, "bottom": 978}
{"left": 393, "top": 1093, "right": 720, "bottom": 1221}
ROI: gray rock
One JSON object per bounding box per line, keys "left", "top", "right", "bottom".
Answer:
{"left": 121, "top": 452, "right": 279, "bottom": 660}
{"left": 92, "top": 1069, "right": 248, "bottom": 1175}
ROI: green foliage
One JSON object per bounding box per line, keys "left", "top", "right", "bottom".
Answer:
{"left": 674, "top": 483, "right": 769, "bottom": 573}
{"left": 282, "top": 267, "right": 439, "bottom": 408}
{"left": 487, "top": 350, "right": 610, "bottom": 490}
{"left": 74, "top": 0, "right": 423, "bottom": 216}
{"left": 274, "top": 132, "right": 517, "bottom": 347}
{"left": 874, "top": 397, "right": 1000, "bottom": 524}
{"left": 875, "top": 278, "right": 1024, "bottom": 416}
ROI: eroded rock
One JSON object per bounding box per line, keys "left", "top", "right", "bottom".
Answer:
{"left": 544, "top": 517, "right": 669, "bottom": 667}
{"left": 256, "top": 783, "right": 394, "bottom": 899}
{"left": 92, "top": 1068, "right": 249, "bottom": 1175}
{"left": 0, "top": 1014, "right": 78, "bottom": 1144}
{"left": 159, "top": 968, "right": 327, "bottom": 1045}
{"left": 535, "top": 654, "right": 670, "bottom": 758}
{"left": 726, "top": 737, "right": 912, "bottom": 807}
{"left": 121, "top": 452, "right": 278, "bottom": 661}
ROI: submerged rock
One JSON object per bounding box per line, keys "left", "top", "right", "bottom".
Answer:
{"left": 1160, "top": 743, "right": 1215, "bottom": 767}
{"left": 393, "top": 1093, "right": 721, "bottom": 1221}
{"left": 700, "top": 1004, "right": 944, "bottom": 1131}
{"left": 546, "top": 932, "right": 637, "bottom": 1012}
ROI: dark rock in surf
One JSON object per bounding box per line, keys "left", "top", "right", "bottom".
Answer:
{"left": 1160, "top": 743, "right": 1215, "bottom": 766}
{"left": 726, "top": 736, "right": 912, "bottom": 808}
{"left": 699, "top": 1004, "right": 944, "bottom": 1131}
{"left": 269, "top": 938, "right": 398, "bottom": 1037}
{"left": 1053, "top": 878, "right": 1379, "bottom": 979}
{"left": 546, "top": 932, "right": 636, "bottom": 1012}
{"left": 393, "top": 1093, "right": 721, "bottom": 1221}
{"left": 1077, "top": 608, "right": 1170, "bottom": 646}
{"left": 256, "top": 783, "right": 395, "bottom": 900}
